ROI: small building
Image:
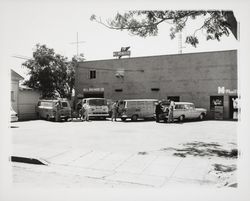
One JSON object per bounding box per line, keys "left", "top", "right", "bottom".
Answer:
{"left": 11, "top": 69, "right": 24, "bottom": 114}
{"left": 75, "top": 50, "right": 238, "bottom": 120}
{"left": 11, "top": 69, "right": 41, "bottom": 120}
{"left": 18, "top": 85, "right": 40, "bottom": 120}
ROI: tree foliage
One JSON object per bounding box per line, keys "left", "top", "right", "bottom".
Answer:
{"left": 23, "top": 44, "right": 76, "bottom": 99}
{"left": 91, "top": 10, "right": 237, "bottom": 47}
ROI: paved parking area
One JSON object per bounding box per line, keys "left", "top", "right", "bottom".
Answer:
{"left": 11, "top": 119, "right": 237, "bottom": 188}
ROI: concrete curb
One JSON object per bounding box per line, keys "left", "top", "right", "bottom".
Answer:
{"left": 11, "top": 156, "right": 49, "bottom": 165}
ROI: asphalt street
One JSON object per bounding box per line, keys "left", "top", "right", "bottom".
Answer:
{"left": 11, "top": 119, "right": 237, "bottom": 188}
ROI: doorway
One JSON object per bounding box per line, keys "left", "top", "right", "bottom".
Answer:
{"left": 210, "top": 96, "right": 224, "bottom": 120}
{"left": 83, "top": 92, "right": 104, "bottom": 98}
{"left": 229, "top": 96, "right": 238, "bottom": 120}
{"left": 167, "top": 96, "right": 180, "bottom": 102}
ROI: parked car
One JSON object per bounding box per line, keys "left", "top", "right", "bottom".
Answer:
{"left": 11, "top": 107, "right": 18, "bottom": 122}
{"left": 118, "top": 99, "right": 158, "bottom": 121}
{"left": 37, "top": 99, "right": 72, "bottom": 121}
{"left": 159, "top": 102, "right": 207, "bottom": 122}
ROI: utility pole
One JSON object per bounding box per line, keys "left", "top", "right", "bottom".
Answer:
{"left": 178, "top": 31, "right": 186, "bottom": 54}
{"left": 70, "top": 32, "right": 85, "bottom": 56}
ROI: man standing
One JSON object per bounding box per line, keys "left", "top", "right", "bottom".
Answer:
{"left": 111, "top": 101, "right": 118, "bottom": 121}
{"left": 55, "top": 100, "right": 61, "bottom": 122}
{"left": 155, "top": 101, "right": 162, "bottom": 123}
{"left": 79, "top": 105, "right": 85, "bottom": 121}
{"left": 83, "top": 102, "right": 90, "bottom": 121}
{"left": 168, "top": 100, "right": 175, "bottom": 123}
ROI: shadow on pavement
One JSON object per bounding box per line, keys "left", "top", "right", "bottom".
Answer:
{"left": 10, "top": 126, "right": 19, "bottom": 128}
{"left": 160, "top": 141, "right": 238, "bottom": 158}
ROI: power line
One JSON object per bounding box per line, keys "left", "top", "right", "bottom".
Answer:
{"left": 12, "top": 54, "right": 32, "bottom": 60}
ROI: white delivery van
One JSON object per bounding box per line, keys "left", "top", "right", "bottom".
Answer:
{"left": 77, "top": 98, "right": 109, "bottom": 119}
{"left": 37, "top": 99, "right": 72, "bottom": 121}
{"left": 118, "top": 99, "right": 158, "bottom": 121}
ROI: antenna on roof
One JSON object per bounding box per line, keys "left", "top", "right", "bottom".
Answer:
{"left": 70, "top": 32, "right": 85, "bottom": 56}
{"left": 178, "top": 31, "right": 185, "bottom": 54}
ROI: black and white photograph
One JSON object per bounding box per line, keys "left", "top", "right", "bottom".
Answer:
{"left": 1, "top": 0, "right": 250, "bottom": 200}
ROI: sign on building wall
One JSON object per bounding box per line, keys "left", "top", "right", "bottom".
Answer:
{"left": 218, "top": 86, "right": 237, "bottom": 94}
{"left": 83, "top": 88, "right": 104, "bottom": 92}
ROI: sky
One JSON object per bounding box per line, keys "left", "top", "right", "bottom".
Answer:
{"left": 0, "top": 0, "right": 240, "bottom": 79}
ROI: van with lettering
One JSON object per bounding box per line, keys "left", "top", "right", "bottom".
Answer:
{"left": 118, "top": 99, "right": 158, "bottom": 121}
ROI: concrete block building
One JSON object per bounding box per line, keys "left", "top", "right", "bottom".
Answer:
{"left": 75, "top": 50, "right": 238, "bottom": 120}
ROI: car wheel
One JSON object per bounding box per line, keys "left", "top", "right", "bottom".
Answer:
{"left": 121, "top": 117, "right": 127, "bottom": 122}
{"left": 199, "top": 113, "right": 204, "bottom": 121}
{"left": 179, "top": 115, "right": 185, "bottom": 122}
{"left": 131, "top": 115, "right": 138, "bottom": 121}
{"left": 46, "top": 115, "right": 50, "bottom": 121}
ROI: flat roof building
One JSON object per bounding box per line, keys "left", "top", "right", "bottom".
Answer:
{"left": 75, "top": 50, "right": 238, "bottom": 120}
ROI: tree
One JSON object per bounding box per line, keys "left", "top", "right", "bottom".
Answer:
{"left": 23, "top": 44, "right": 75, "bottom": 99}
{"left": 90, "top": 10, "right": 238, "bottom": 47}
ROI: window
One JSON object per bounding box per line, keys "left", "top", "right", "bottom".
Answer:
{"left": 115, "top": 89, "right": 123, "bottom": 92}
{"left": 11, "top": 91, "right": 14, "bottom": 101}
{"left": 89, "top": 70, "right": 96, "bottom": 79}
{"left": 151, "top": 88, "right": 160, "bottom": 91}
{"left": 175, "top": 104, "right": 182, "bottom": 109}
{"left": 40, "top": 102, "right": 53, "bottom": 107}
{"left": 185, "top": 104, "right": 195, "bottom": 109}
{"left": 175, "top": 104, "right": 185, "bottom": 110}
{"left": 61, "top": 102, "right": 68, "bottom": 107}
{"left": 210, "top": 96, "right": 224, "bottom": 109}
{"left": 89, "top": 99, "right": 107, "bottom": 106}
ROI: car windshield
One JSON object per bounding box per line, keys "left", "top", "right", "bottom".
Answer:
{"left": 40, "top": 102, "right": 53, "bottom": 107}
{"left": 88, "top": 99, "right": 107, "bottom": 106}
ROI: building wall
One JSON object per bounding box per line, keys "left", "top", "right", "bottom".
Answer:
{"left": 18, "top": 89, "right": 41, "bottom": 120}
{"left": 75, "top": 50, "right": 237, "bottom": 119}
{"left": 11, "top": 81, "right": 19, "bottom": 113}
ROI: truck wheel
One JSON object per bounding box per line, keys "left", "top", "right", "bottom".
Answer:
{"left": 131, "top": 115, "right": 138, "bottom": 121}
{"left": 121, "top": 117, "right": 127, "bottom": 122}
{"left": 37, "top": 113, "right": 41, "bottom": 119}
{"left": 199, "top": 114, "right": 204, "bottom": 121}
{"left": 179, "top": 115, "right": 185, "bottom": 122}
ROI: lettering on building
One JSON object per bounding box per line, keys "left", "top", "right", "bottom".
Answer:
{"left": 83, "top": 88, "right": 104, "bottom": 92}
{"left": 218, "top": 86, "right": 237, "bottom": 94}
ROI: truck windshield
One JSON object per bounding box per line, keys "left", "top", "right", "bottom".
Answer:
{"left": 89, "top": 99, "right": 107, "bottom": 106}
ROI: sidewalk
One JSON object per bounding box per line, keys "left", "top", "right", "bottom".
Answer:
{"left": 12, "top": 146, "right": 236, "bottom": 188}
